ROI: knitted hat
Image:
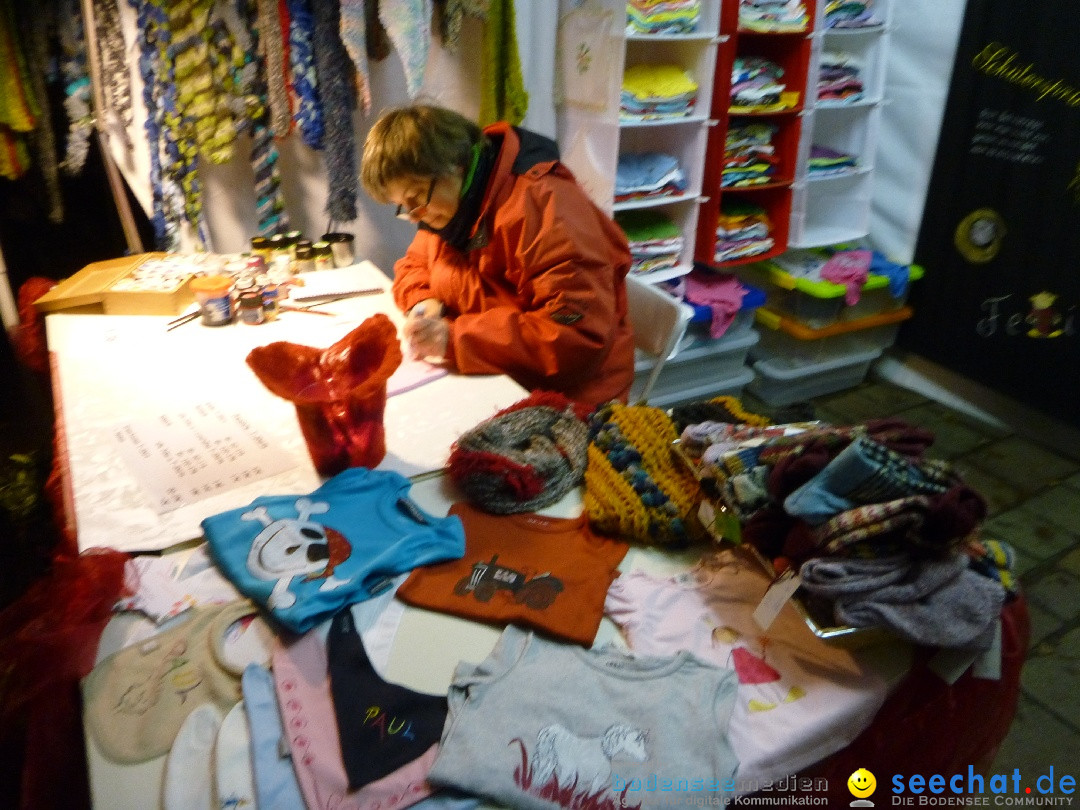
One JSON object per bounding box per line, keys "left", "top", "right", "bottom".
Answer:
{"left": 447, "top": 391, "right": 590, "bottom": 514}
{"left": 584, "top": 402, "right": 703, "bottom": 547}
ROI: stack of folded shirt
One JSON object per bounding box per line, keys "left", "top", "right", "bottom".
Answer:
{"left": 817, "top": 51, "right": 864, "bottom": 103}
{"left": 739, "top": 0, "right": 809, "bottom": 32}
{"left": 824, "top": 0, "right": 880, "bottom": 28}
{"left": 730, "top": 56, "right": 786, "bottom": 109}
{"left": 615, "top": 209, "right": 685, "bottom": 275}
{"left": 714, "top": 199, "right": 773, "bottom": 263}
{"left": 621, "top": 63, "right": 698, "bottom": 120}
{"left": 626, "top": 0, "right": 700, "bottom": 34}
{"left": 615, "top": 152, "right": 688, "bottom": 202}
{"left": 723, "top": 122, "right": 779, "bottom": 187}
{"left": 808, "top": 144, "right": 858, "bottom": 177}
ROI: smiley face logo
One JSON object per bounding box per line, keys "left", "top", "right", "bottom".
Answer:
{"left": 848, "top": 768, "right": 877, "bottom": 799}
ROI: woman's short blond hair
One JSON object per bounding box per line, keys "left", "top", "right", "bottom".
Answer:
{"left": 361, "top": 104, "right": 482, "bottom": 203}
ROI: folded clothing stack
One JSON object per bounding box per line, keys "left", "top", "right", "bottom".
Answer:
{"left": 615, "top": 151, "right": 688, "bottom": 202}
{"left": 817, "top": 51, "right": 865, "bottom": 103}
{"left": 621, "top": 63, "right": 698, "bottom": 120}
{"left": 615, "top": 208, "right": 685, "bottom": 275}
{"left": 626, "top": 0, "right": 700, "bottom": 34}
{"left": 723, "top": 122, "right": 780, "bottom": 187}
{"left": 714, "top": 199, "right": 774, "bottom": 263}
{"left": 739, "top": 0, "right": 809, "bottom": 32}
{"left": 731, "top": 56, "right": 787, "bottom": 109}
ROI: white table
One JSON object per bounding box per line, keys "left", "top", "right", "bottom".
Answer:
{"left": 47, "top": 261, "right": 527, "bottom": 554}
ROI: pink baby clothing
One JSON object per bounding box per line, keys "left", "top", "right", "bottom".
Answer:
{"left": 819, "top": 249, "right": 871, "bottom": 306}
{"left": 271, "top": 628, "right": 437, "bottom": 810}
{"left": 116, "top": 544, "right": 241, "bottom": 623}
{"left": 684, "top": 270, "right": 747, "bottom": 339}
{"left": 605, "top": 548, "right": 893, "bottom": 785}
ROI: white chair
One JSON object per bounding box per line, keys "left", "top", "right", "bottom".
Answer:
{"left": 625, "top": 274, "right": 694, "bottom": 404}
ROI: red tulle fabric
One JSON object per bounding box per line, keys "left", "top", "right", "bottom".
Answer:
{"left": 0, "top": 548, "right": 130, "bottom": 810}
{"left": 12, "top": 278, "right": 57, "bottom": 378}
{"left": 246, "top": 314, "right": 403, "bottom": 476}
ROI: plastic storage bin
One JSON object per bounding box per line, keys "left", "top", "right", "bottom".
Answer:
{"left": 747, "top": 342, "right": 881, "bottom": 406}
{"left": 681, "top": 281, "right": 767, "bottom": 348}
{"left": 736, "top": 252, "right": 923, "bottom": 328}
{"left": 632, "top": 329, "right": 759, "bottom": 406}
{"left": 752, "top": 305, "right": 912, "bottom": 365}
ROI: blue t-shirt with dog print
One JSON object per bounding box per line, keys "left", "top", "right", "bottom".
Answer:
{"left": 202, "top": 468, "right": 465, "bottom": 632}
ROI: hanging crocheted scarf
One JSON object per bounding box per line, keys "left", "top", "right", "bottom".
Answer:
{"left": 25, "top": 8, "right": 63, "bottom": 220}
{"left": 0, "top": 1, "right": 39, "bottom": 181}
{"left": 92, "top": 0, "right": 133, "bottom": 146}
{"left": 378, "top": 0, "right": 431, "bottom": 99}
{"left": 224, "top": 0, "right": 288, "bottom": 236}
{"left": 479, "top": 0, "right": 528, "bottom": 126}
{"left": 435, "top": 0, "right": 490, "bottom": 53}
{"left": 288, "top": 0, "right": 324, "bottom": 145}
{"left": 339, "top": 0, "right": 371, "bottom": 114}
{"left": 311, "top": 0, "right": 358, "bottom": 223}
{"left": 256, "top": 0, "right": 292, "bottom": 137}
{"left": 168, "top": 0, "right": 237, "bottom": 164}
{"left": 56, "top": 0, "right": 92, "bottom": 175}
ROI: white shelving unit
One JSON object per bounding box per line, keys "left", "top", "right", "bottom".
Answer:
{"left": 555, "top": 0, "right": 721, "bottom": 285}
{"left": 788, "top": 0, "right": 892, "bottom": 247}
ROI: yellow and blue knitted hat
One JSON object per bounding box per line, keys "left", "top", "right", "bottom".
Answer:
{"left": 584, "top": 402, "right": 703, "bottom": 547}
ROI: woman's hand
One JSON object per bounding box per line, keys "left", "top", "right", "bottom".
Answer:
{"left": 403, "top": 314, "right": 450, "bottom": 361}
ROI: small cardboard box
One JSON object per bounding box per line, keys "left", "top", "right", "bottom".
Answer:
{"left": 33, "top": 252, "right": 196, "bottom": 316}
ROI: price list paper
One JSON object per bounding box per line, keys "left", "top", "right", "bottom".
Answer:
{"left": 111, "top": 402, "right": 295, "bottom": 513}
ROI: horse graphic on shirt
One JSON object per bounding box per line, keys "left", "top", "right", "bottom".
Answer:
{"left": 242, "top": 497, "right": 351, "bottom": 609}
{"left": 529, "top": 723, "right": 649, "bottom": 795}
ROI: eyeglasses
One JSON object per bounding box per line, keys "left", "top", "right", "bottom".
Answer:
{"left": 395, "top": 177, "right": 437, "bottom": 221}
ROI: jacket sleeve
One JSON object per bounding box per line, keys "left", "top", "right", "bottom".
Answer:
{"left": 391, "top": 231, "right": 438, "bottom": 314}
{"left": 448, "top": 177, "right": 630, "bottom": 391}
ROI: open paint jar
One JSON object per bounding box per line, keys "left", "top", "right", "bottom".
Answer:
{"left": 190, "top": 274, "right": 235, "bottom": 326}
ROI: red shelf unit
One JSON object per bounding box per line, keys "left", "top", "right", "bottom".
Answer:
{"left": 695, "top": 0, "right": 816, "bottom": 271}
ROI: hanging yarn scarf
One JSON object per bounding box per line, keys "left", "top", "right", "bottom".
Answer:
{"left": 56, "top": 0, "right": 92, "bottom": 175}
{"left": 256, "top": 0, "right": 293, "bottom": 137}
{"left": 435, "top": 0, "right": 490, "bottom": 53}
{"left": 0, "top": 0, "right": 38, "bottom": 180}
{"left": 339, "top": 0, "right": 372, "bottom": 115}
{"left": 237, "top": 0, "right": 289, "bottom": 235}
{"left": 92, "top": 0, "right": 133, "bottom": 147}
{"left": 24, "top": 8, "right": 63, "bottom": 220}
{"left": 479, "top": 0, "right": 528, "bottom": 126}
{"left": 378, "top": 0, "right": 431, "bottom": 99}
{"left": 288, "top": 0, "right": 324, "bottom": 146}
{"left": 168, "top": 0, "right": 237, "bottom": 165}
{"left": 311, "top": 0, "right": 359, "bottom": 223}
{"left": 129, "top": 0, "right": 209, "bottom": 249}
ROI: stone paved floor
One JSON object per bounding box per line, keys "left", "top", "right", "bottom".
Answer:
{"left": 743, "top": 379, "right": 1080, "bottom": 779}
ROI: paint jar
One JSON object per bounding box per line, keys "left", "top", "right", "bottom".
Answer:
{"left": 312, "top": 240, "right": 334, "bottom": 271}
{"left": 190, "top": 274, "right": 234, "bottom": 327}
{"left": 256, "top": 274, "right": 279, "bottom": 320}
{"left": 250, "top": 236, "right": 271, "bottom": 261}
{"left": 293, "top": 244, "right": 315, "bottom": 274}
{"left": 238, "top": 290, "right": 265, "bottom": 325}
{"left": 322, "top": 232, "right": 356, "bottom": 268}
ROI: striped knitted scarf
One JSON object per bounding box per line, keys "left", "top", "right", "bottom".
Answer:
{"left": 256, "top": 0, "right": 293, "bottom": 137}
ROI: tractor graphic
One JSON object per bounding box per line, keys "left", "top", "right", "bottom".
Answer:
{"left": 453, "top": 555, "right": 564, "bottom": 610}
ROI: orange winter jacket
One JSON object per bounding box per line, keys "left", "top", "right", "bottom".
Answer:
{"left": 391, "top": 122, "right": 635, "bottom": 408}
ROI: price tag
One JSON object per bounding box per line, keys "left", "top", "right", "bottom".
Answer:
{"left": 752, "top": 569, "right": 802, "bottom": 631}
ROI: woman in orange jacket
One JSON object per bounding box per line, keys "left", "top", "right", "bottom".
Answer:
{"left": 360, "top": 104, "right": 635, "bottom": 408}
